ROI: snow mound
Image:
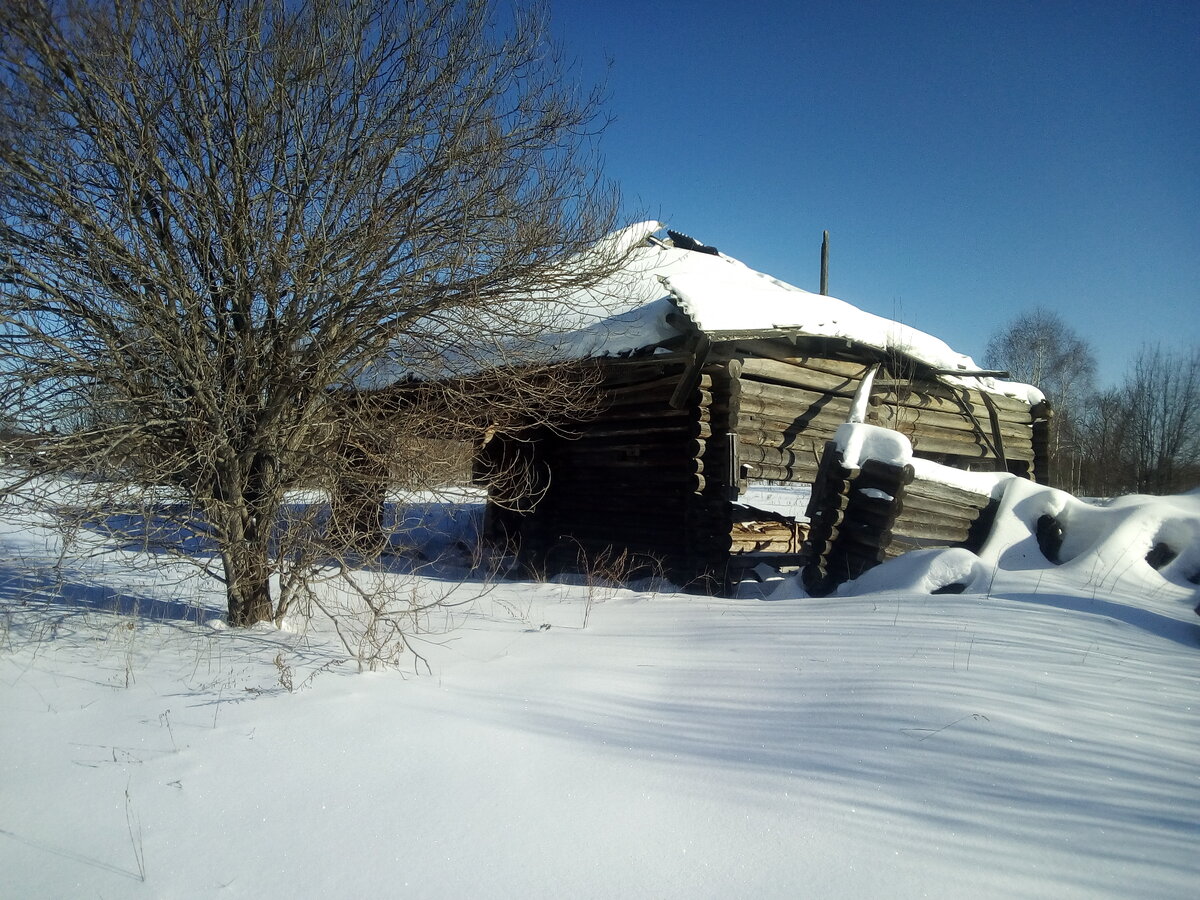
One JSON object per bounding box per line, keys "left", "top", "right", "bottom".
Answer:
{"left": 816, "top": 478, "right": 1200, "bottom": 638}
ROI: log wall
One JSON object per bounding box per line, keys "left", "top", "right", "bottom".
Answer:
{"left": 720, "top": 348, "right": 873, "bottom": 487}
{"left": 714, "top": 343, "right": 1040, "bottom": 487}
{"left": 480, "top": 338, "right": 1039, "bottom": 593}
{"left": 494, "top": 355, "right": 731, "bottom": 585}
{"left": 801, "top": 441, "right": 1000, "bottom": 595}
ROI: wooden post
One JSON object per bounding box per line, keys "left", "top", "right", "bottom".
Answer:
{"left": 820, "top": 230, "right": 829, "bottom": 295}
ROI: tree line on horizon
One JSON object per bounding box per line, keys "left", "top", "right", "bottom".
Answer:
{"left": 984, "top": 309, "right": 1199, "bottom": 497}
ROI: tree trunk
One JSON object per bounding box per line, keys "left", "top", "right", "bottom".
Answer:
{"left": 223, "top": 540, "right": 274, "bottom": 627}
{"left": 213, "top": 454, "right": 279, "bottom": 627}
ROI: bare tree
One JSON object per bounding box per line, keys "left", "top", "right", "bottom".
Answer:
{"left": 0, "top": 0, "right": 628, "bottom": 628}
{"left": 985, "top": 307, "right": 1097, "bottom": 490}
{"left": 1074, "top": 387, "right": 1133, "bottom": 497}
{"left": 1119, "top": 345, "right": 1200, "bottom": 494}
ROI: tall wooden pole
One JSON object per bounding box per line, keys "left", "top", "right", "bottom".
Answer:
{"left": 820, "top": 230, "right": 829, "bottom": 295}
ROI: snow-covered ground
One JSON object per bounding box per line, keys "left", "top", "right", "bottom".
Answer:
{"left": 2, "top": 477, "right": 1198, "bottom": 898}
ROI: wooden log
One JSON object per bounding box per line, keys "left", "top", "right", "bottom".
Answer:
{"left": 735, "top": 382, "right": 854, "bottom": 411}
{"left": 907, "top": 433, "right": 1032, "bottom": 461}
{"left": 904, "top": 478, "right": 996, "bottom": 508}
{"left": 857, "top": 458, "right": 916, "bottom": 487}
{"left": 575, "top": 420, "right": 712, "bottom": 441}
{"left": 847, "top": 490, "right": 901, "bottom": 519}
{"left": 869, "top": 401, "right": 1033, "bottom": 439}
{"left": 890, "top": 519, "right": 973, "bottom": 544}
{"left": 870, "top": 382, "right": 1032, "bottom": 418}
{"left": 572, "top": 417, "right": 703, "bottom": 441}
{"left": 737, "top": 443, "right": 822, "bottom": 471}
{"left": 595, "top": 356, "right": 690, "bottom": 384}
{"left": 718, "top": 359, "right": 743, "bottom": 431}
{"left": 714, "top": 393, "right": 851, "bottom": 426}
{"left": 828, "top": 518, "right": 893, "bottom": 549}
{"left": 825, "top": 542, "right": 888, "bottom": 570}
{"left": 740, "top": 377, "right": 855, "bottom": 408}
{"left": 808, "top": 490, "right": 852, "bottom": 524}
{"left": 877, "top": 415, "right": 1000, "bottom": 448}
{"left": 585, "top": 405, "right": 693, "bottom": 424}
{"left": 731, "top": 537, "right": 803, "bottom": 554}
{"left": 879, "top": 418, "right": 1034, "bottom": 459}
{"left": 884, "top": 537, "right": 965, "bottom": 558}
{"left": 564, "top": 435, "right": 706, "bottom": 456}
{"left": 602, "top": 373, "right": 712, "bottom": 398}
{"left": 894, "top": 502, "right": 984, "bottom": 531}
{"left": 742, "top": 461, "right": 818, "bottom": 483}
{"left": 736, "top": 440, "right": 826, "bottom": 469}
{"left": 895, "top": 483, "right": 988, "bottom": 512}
{"left": 557, "top": 472, "right": 706, "bottom": 494}
{"left": 733, "top": 417, "right": 843, "bottom": 447}
{"left": 899, "top": 486, "right": 988, "bottom": 512}
{"left": 601, "top": 385, "right": 712, "bottom": 410}
{"left": 740, "top": 358, "right": 863, "bottom": 395}
{"left": 724, "top": 342, "right": 873, "bottom": 379}
{"left": 869, "top": 387, "right": 1030, "bottom": 423}
{"left": 889, "top": 505, "right": 978, "bottom": 530}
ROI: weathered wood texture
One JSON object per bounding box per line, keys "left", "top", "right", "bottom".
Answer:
{"left": 716, "top": 346, "right": 1037, "bottom": 487}
{"left": 800, "top": 440, "right": 1001, "bottom": 593}
{"left": 490, "top": 358, "right": 734, "bottom": 586}
{"left": 802, "top": 435, "right": 1005, "bottom": 592}
{"left": 867, "top": 382, "right": 1035, "bottom": 472}
{"left": 482, "top": 339, "right": 1036, "bottom": 594}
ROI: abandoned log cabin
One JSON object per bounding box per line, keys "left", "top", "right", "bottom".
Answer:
{"left": 370, "top": 222, "right": 1051, "bottom": 593}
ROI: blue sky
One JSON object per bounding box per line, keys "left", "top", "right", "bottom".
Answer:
{"left": 551, "top": 0, "right": 1199, "bottom": 386}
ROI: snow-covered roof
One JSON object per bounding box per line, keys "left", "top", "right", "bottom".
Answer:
{"left": 359, "top": 222, "right": 1042, "bottom": 403}
{"left": 543, "top": 222, "right": 1042, "bottom": 403}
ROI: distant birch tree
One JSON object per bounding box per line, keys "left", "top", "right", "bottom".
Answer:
{"left": 985, "top": 308, "right": 1097, "bottom": 490}
{"left": 0, "top": 0, "right": 626, "bottom": 629}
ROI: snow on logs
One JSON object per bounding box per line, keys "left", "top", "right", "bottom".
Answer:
{"left": 802, "top": 439, "right": 998, "bottom": 595}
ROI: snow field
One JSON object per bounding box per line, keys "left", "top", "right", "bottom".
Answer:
{"left": 1, "top": 483, "right": 1198, "bottom": 898}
